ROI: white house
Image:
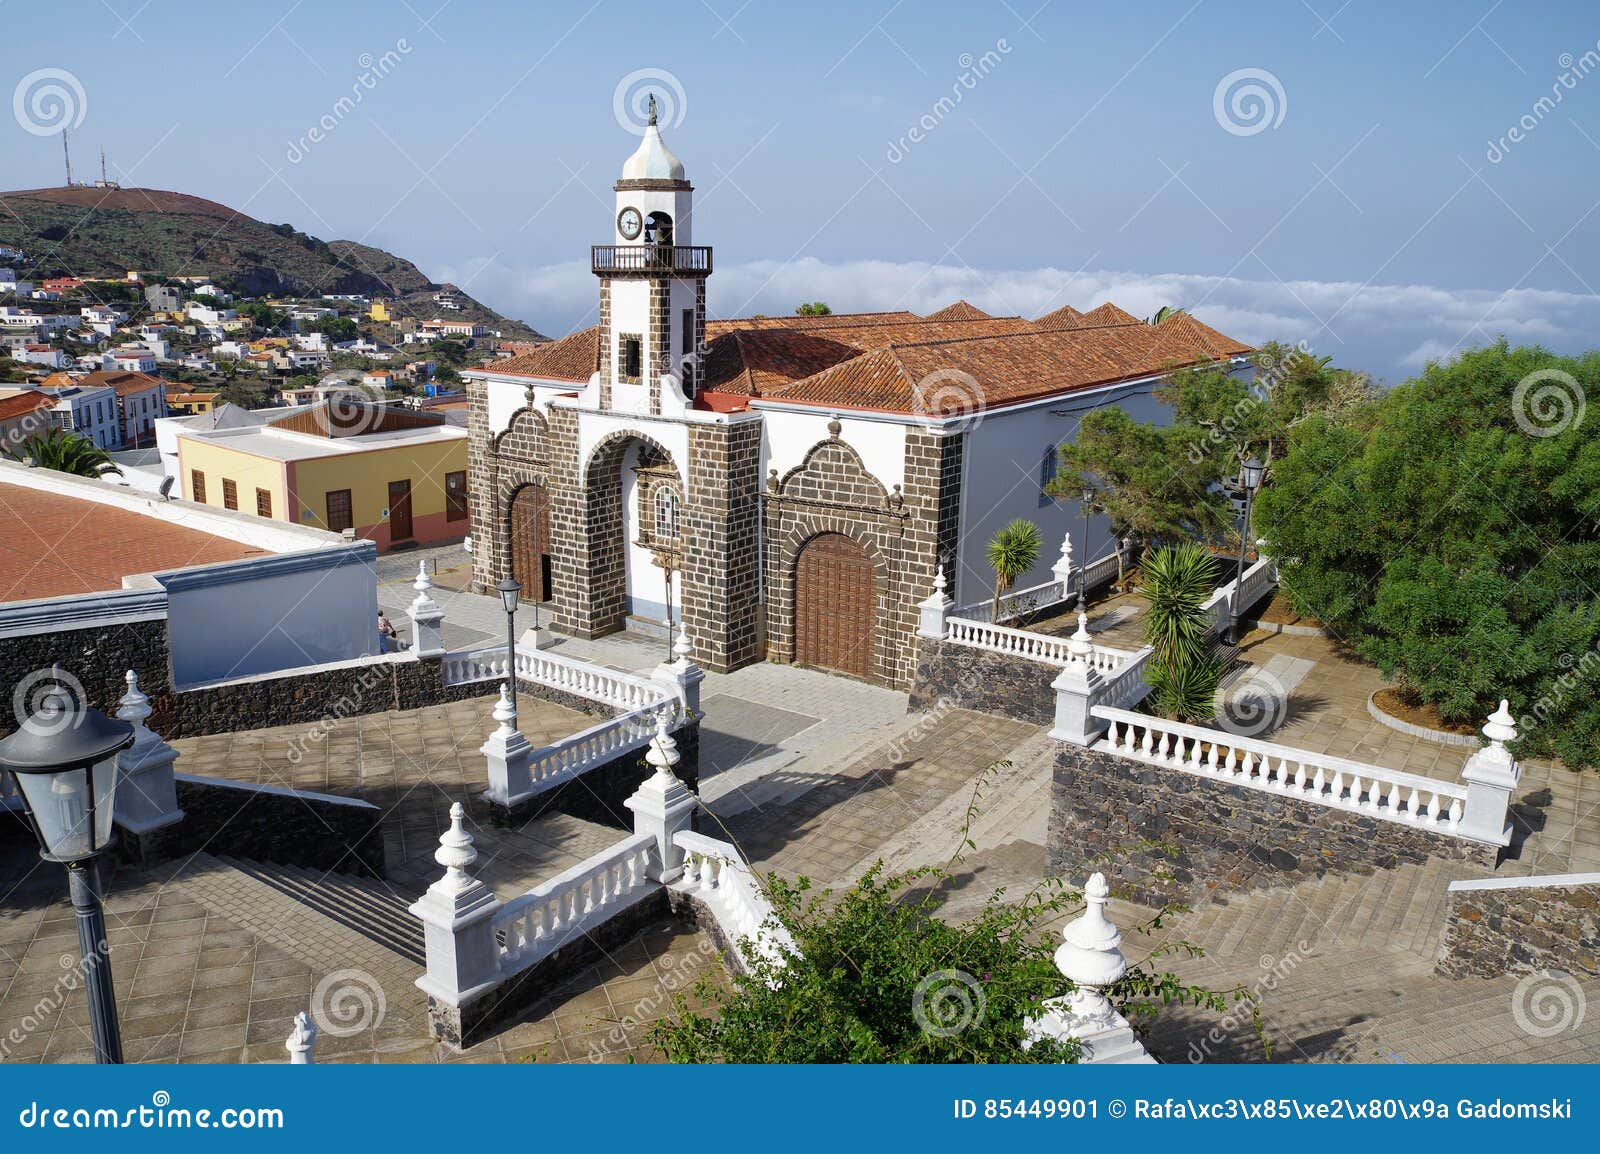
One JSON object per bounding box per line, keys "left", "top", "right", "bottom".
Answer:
{"left": 34, "top": 382, "right": 119, "bottom": 449}
{"left": 107, "top": 347, "right": 158, "bottom": 373}
{"left": 194, "top": 283, "right": 232, "bottom": 302}
{"left": 188, "top": 302, "right": 237, "bottom": 326}
{"left": 19, "top": 344, "right": 67, "bottom": 368}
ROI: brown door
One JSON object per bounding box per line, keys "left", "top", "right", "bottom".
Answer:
{"left": 509, "top": 483, "right": 551, "bottom": 601}
{"left": 388, "top": 479, "right": 413, "bottom": 541}
{"left": 795, "top": 533, "right": 877, "bottom": 679}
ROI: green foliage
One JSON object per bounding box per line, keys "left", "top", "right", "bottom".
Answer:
{"left": 1146, "top": 305, "right": 1187, "bottom": 324}
{"left": 986, "top": 518, "right": 1042, "bottom": 622}
{"left": 7, "top": 428, "right": 121, "bottom": 478}
{"left": 309, "top": 315, "right": 359, "bottom": 342}
{"left": 238, "top": 301, "right": 286, "bottom": 332}
{"left": 1050, "top": 407, "right": 1229, "bottom": 550}
{"left": 649, "top": 769, "right": 1252, "bottom": 1063}
{"left": 1141, "top": 544, "right": 1223, "bottom": 722}
{"left": 795, "top": 301, "right": 833, "bottom": 316}
{"left": 432, "top": 339, "right": 470, "bottom": 367}
{"left": 1256, "top": 341, "right": 1600, "bottom": 765}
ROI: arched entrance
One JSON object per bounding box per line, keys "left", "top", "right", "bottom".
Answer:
{"left": 581, "top": 432, "right": 683, "bottom": 636}
{"left": 795, "top": 533, "right": 877, "bottom": 679}
{"left": 508, "top": 483, "right": 551, "bottom": 602}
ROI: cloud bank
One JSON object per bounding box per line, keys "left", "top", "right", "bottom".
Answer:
{"left": 437, "top": 256, "right": 1600, "bottom": 385}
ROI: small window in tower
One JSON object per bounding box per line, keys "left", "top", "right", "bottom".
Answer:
{"left": 619, "top": 334, "right": 642, "bottom": 383}
{"left": 681, "top": 309, "right": 694, "bottom": 354}
{"left": 655, "top": 486, "right": 680, "bottom": 542}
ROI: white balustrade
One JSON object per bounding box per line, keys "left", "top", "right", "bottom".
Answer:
{"left": 1090, "top": 705, "right": 1473, "bottom": 838}
{"left": 672, "top": 830, "right": 795, "bottom": 973}
{"left": 495, "top": 832, "right": 659, "bottom": 972}
{"left": 441, "top": 643, "right": 671, "bottom": 714}
{"left": 945, "top": 616, "right": 1138, "bottom": 671}
{"left": 1203, "top": 556, "right": 1277, "bottom": 634}
{"left": 504, "top": 703, "right": 675, "bottom": 806}
{"left": 956, "top": 550, "right": 1123, "bottom": 623}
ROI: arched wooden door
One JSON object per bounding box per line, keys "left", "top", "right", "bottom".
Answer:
{"left": 795, "top": 533, "right": 877, "bottom": 680}
{"left": 508, "top": 483, "right": 551, "bottom": 602}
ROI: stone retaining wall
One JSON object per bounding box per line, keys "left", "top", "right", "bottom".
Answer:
{"left": 0, "top": 617, "right": 170, "bottom": 720}
{"left": 119, "top": 775, "right": 386, "bottom": 878}
{"left": 1437, "top": 877, "right": 1599, "bottom": 979}
{"left": 908, "top": 637, "right": 1057, "bottom": 726}
{"left": 1048, "top": 742, "right": 1499, "bottom": 907}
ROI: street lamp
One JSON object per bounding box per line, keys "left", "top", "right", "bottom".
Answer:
{"left": 1077, "top": 484, "right": 1095, "bottom": 612}
{"left": 0, "top": 687, "right": 135, "bottom": 1064}
{"left": 1225, "top": 456, "right": 1265, "bottom": 645}
{"left": 496, "top": 577, "right": 522, "bottom": 731}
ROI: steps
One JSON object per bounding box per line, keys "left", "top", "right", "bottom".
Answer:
{"left": 215, "top": 856, "right": 426, "bottom": 966}
{"left": 1175, "top": 855, "right": 1488, "bottom": 965}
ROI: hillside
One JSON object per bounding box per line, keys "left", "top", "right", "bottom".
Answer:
{"left": 0, "top": 186, "right": 543, "bottom": 339}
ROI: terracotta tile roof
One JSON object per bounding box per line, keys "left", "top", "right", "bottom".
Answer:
{"left": 757, "top": 319, "right": 1251, "bottom": 414}
{"left": 1080, "top": 301, "right": 1142, "bottom": 326}
{"left": 78, "top": 369, "right": 165, "bottom": 396}
{"left": 0, "top": 391, "right": 53, "bottom": 421}
{"left": 485, "top": 327, "right": 600, "bottom": 382}
{"left": 706, "top": 310, "right": 921, "bottom": 336}
{"left": 0, "top": 482, "right": 266, "bottom": 603}
{"left": 924, "top": 300, "right": 992, "bottom": 321}
{"left": 1032, "top": 304, "right": 1084, "bottom": 329}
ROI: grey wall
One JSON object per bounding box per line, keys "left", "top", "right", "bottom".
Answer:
{"left": 1437, "top": 877, "right": 1599, "bottom": 979}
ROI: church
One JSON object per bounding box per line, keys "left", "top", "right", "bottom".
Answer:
{"left": 463, "top": 103, "right": 1252, "bottom": 689}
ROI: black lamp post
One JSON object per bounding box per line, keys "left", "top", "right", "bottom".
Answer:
{"left": 496, "top": 577, "right": 522, "bottom": 731}
{"left": 1225, "top": 456, "right": 1265, "bottom": 645}
{"left": 0, "top": 688, "right": 135, "bottom": 1064}
{"left": 1077, "top": 484, "right": 1094, "bottom": 612}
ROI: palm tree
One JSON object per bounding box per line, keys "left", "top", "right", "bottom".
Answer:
{"left": 1146, "top": 305, "right": 1188, "bottom": 325}
{"left": 985, "top": 518, "right": 1042, "bottom": 622}
{"left": 1141, "top": 543, "right": 1221, "bottom": 721}
{"left": 7, "top": 427, "right": 122, "bottom": 479}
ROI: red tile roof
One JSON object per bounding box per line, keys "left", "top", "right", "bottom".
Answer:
{"left": 0, "top": 392, "right": 53, "bottom": 421}
{"left": 78, "top": 369, "right": 165, "bottom": 396}
{"left": 924, "top": 300, "right": 993, "bottom": 321}
{"left": 1032, "top": 304, "right": 1084, "bottom": 329}
{"left": 486, "top": 327, "right": 600, "bottom": 382}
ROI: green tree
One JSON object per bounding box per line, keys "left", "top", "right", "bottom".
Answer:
{"left": 7, "top": 428, "right": 121, "bottom": 478}
{"left": 238, "top": 301, "right": 287, "bottom": 332}
{"left": 1146, "top": 305, "right": 1187, "bottom": 324}
{"left": 986, "top": 518, "right": 1042, "bottom": 622}
{"left": 309, "top": 315, "right": 359, "bottom": 343}
{"left": 1255, "top": 340, "right": 1600, "bottom": 766}
{"left": 1050, "top": 408, "right": 1229, "bottom": 576}
{"left": 796, "top": 301, "right": 833, "bottom": 316}
{"left": 1140, "top": 544, "right": 1223, "bottom": 722}
{"left": 648, "top": 772, "right": 1252, "bottom": 1062}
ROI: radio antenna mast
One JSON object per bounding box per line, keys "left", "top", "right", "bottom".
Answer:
{"left": 62, "top": 129, "right": 74, "bottom": 186}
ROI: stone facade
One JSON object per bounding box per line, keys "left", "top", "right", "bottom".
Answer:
{"left": 1437, "top": 879, "right": 1600, "bottom": 979}
{"left": 683, "top": 419, "right": 763, "bottom": 673}
{"left": 1048, "top": 742, "right": 1499, "bottom": 908}
{"left": 0, "top": 617, "right": 170, "bottom": 722}
{"left": 909, "top": 637, "right": 1057, "bottom": 726}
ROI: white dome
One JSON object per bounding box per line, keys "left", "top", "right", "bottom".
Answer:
{"left": 622, "top": 124, "right": 685, "bottom": 181}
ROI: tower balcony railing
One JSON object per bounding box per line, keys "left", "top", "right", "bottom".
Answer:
{"left": 592, "top": 244, "right": 713, "bottom": 275}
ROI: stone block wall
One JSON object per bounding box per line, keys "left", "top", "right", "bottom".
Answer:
{"left": 0, "top": 617, "right": 171, "bottom": 724}
{"left": 908, "top": 637, "right": 1057, "bottom": 726}
{"left": 1048, "top": 742, "right": 1499, "bottom": 908}
{"left": 682, "top": 419, "right": 763, "bottom": 674}
{"left": 1437, "top": 878, "right": 1599, "bottom": 979}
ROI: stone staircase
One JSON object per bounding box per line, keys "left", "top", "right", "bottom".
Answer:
{"left": 215, "top": 856, "right": 426, "bottom": 966}
{"left": 1169, "top": 855, "right": 1489, "bottom": 965}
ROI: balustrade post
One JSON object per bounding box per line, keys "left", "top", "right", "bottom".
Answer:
{"left": 409, "top": 561, "right": 446, "bottom": 657}
{"left": 651, "top": 630, "right": 705, "bottom": 718}
{"left": 1048, "top": 612, "right": 1108, "bottom": 747}
{"left": 409, "top": 803, "right": 504, "bottom": 1034}
{"left": 1051, "top": 532, "right": 1075, "bottom": 602}
{"left": 480, "top": 684, "right": 534, "bottom": 807}
{"left": 113, "top": 669, "right": 185, "bottom": 838}
{"left": 285, "top": 1012, "right": 317, "bottom": 1065}
{"left": 1024, "top": 873, "right": 1152, "bottom": 1063}
{"left": 1457, "top": 700, "right": 1520, "bottom": 846}
{"left": 624, "top": 718, "right": 697, "bottom": 882}
{"left": 917, "top": 566, "right": 955, "bottom": 640}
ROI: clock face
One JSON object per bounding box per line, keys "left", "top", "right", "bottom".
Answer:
{"left": 617, "top": 207, "right": 643, "bottom": 240}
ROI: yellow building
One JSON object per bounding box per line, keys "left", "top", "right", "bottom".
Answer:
{"left": 177, "top": 401, "right": 470, "bottom": 552}
{"left": 165, "top": 390, "right": 220, "bottom": 415}
{"left": 369, "top": 300, "right": 391, "bottom": 323}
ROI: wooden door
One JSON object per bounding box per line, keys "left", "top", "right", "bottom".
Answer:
{"left": 510, "top": 483, "right": 551, "bottom": 601}
{"left": 795, "top": 533, "right": 877, "bottom": 680}
{"left": 388, "top": 479, "right": 413, "bottom": 541}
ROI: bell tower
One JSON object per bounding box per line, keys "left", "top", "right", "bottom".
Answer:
{"left": 593, "top": 94, "right": 711, "bottom": 415}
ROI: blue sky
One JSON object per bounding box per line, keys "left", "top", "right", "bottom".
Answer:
{"left": 13, "top": 0, "right": 1600, "bottom": 380}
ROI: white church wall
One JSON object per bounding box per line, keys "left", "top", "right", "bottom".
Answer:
{"left": 952, "top": 379, "right": 1176, "bottom": 610}
{"left": 757, "top": 407, "right": 907, "bottom": 495}
{"left": 573, "top": 408, "right": 691, "bottom": 488}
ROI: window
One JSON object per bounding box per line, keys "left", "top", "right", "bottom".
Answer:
{"left": 256, "top": 488, "right": 272, "bottom": 518}
{"left": 681, "top": 309, "right": 694, "bottom": 354}
{"left": 221, "top": 478, "right": 238, "bottom": 510}
{"left": 1038, "top": 442, "right": 1058, "bottom": 508}
{"left": 190, "top": 470, "right": 206, "bottom": 503}
{"left": 445, "top": 471, "right": 468, "bottom": 522}
{"left": 655, "top": 486, "right": 680, "bottom": 542}
{"left": 619, "top": 334, "right": 642, "bottom": 383}
{"left": 326, "top": 489, "right": 353, "bottom": 533}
